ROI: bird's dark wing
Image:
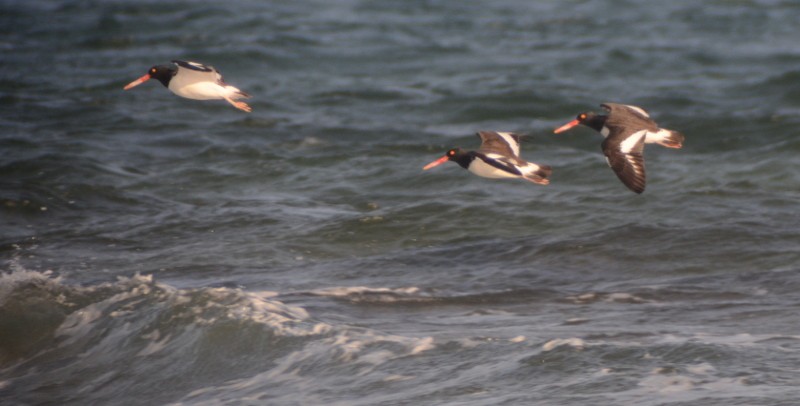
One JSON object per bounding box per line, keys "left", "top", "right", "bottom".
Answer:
{"left": 476, "top": 131, "right": 522, "bottom": 159}
{"left": 601, "top": 103, "right": 659, "bottom": 134}
{"left": 602, "top": 133, "right": 646, "bottom": 194}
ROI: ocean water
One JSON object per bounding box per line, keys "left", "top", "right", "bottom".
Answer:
{"left": 2, "top": 0, "right": 800, "bottom": 404}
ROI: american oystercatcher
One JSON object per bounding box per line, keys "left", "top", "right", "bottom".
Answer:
{"left": 123, "top": 60, "right": 252, "bottom": 112}
{"left": 554, "top": 103, "right": 684, "bottom": 194}
{"left": 423, "top": 131, "right": 551, "bottom": 185}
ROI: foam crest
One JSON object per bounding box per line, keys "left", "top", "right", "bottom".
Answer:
{"left": 172, "top": 325, "right": 436, "bottom": 405}
{"left": 656, "top": 332, "right": 800, "bottom": 347}
{"left": 308, "top": 286, "right": 425, "bottom": 303}
{"left": 1, "top": 270, "right": 328, "bottom": 365}
{"left": 542, "top": 337, "right": 585, "bottom": 351}
{"left": 310, "top": 286, "right": 421, "bottom": 297}
{"left": 326, "top": 329, "right": 435, "bottom": 362}
{"left": 0, "top": 267, "right": 62, "bottom": 307}
{"left": 565, "top": 291, "right": 651, "bottom": 304}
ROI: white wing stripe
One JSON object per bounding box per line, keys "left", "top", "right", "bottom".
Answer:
{"left": 644, "top": 128, "right": 671, "bottom": 144}
{"left": 619, "top": 130, "right": 646, "bottom": 153}
{"left": 627, "top": 155, "right": 643, "bottom": 176}
{"left": 625, "top": 104, "right": 650, "bottom": 117}
{"left": 495, "top": 132, "right": 520, "bottom": 157}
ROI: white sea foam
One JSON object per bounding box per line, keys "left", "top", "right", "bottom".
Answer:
{"left": 596, "top": 368, "right": 614, "bottom": 376}
{"left": 618, "top": 361, "right": 757, "bottom": 402}
{"left": 326, "top": 330, "right": 435, "bottom": 362}
{"left": 171, "top": 325, "right": 437, "bottom": 405}
{"left": 383, "top": 374, "right": 415, "bottom": 382}
{"left": 137, "top": 331, "right": 172, "bottom": 357}
{"left": 565, "top": 291, "right": 650, "bottom": 304}
{"left": 656, "top": 332, "right": 800, "bottom": 348}
{"left": 411, "top": 337, "right": 435, "bottom": 354}
{"left": 55, "top": 305, "right": 106, "bottom": 347}
{"left": 306, "top": 285, "right": 429, "bottom": 304}
{"left": 638, "top": 372, "right": 695, "bottom": 394}
{"left": 686, "top": 362, "right": 716, "bottom": 375}
{"left": 624, "top": 370, "right": 782, "bottom": 403}
{"left": 455, "top": 338, "right": 484, "bottom": 349}
{"left": 298, "top": 136, "right": 326, "bottom": 147}
{"left": 21, "top": 271, "right": 333, "bottom": 363}
{"left": 604, "top": 292, "right": 649, "bottom": 303}
{"left": 542, "top": 337, "right": 585, "bottom": 351}
{"left": 570, "top": 331, "right": 800, "bottom": 403}
{"left": 309, "top": 286, "right": 421, "bottom": 297}
{"left": 0, "top": 266, "right": 61, "bottom": 306}
{"left": 221, "top": 289, "right": 319, "bottom": 336}
{"left": 563, "top": 318, "right": 589, "bottom": 325}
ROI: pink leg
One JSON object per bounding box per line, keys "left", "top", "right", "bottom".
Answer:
{"left": 525, "top": 177, "right": 550, "bottom": 185}
{"left": 225, "top": 97, "right": 252, "bottom": 112}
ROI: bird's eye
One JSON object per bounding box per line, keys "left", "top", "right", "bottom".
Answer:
{"left": 151, "top": 68, "right": 156, "bottom": 73}
{"left": 580, "top": 114, "right": 586, "bottom": 120}
{"left": 448, "top": 150, "right": 455, "bottom": 156}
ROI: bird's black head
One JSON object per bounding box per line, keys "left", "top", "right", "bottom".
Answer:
{"left": 422, "top": 148, "right": 474, "bottom": 171}
{"left": 146, "top": 65, "right": 177, "bottom": 87}
{"left": 575, "top": 111, "right": 607, "bottom": 132}
{"left": 446, "top": 148, "right": 474, "bottom": 169}
{"left": 554, "top": 111, "right": 607, "bottom": 134}
{"left": 123, "top": 64, "right": 177, "bottom": 91}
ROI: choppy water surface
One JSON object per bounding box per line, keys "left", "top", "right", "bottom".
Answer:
{"left": 2, "top": 1, "right": 800, "bottom": 405}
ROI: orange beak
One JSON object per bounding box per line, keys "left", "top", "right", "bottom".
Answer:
{"left": 554, "top": 119, "right": 580, "bottom": 134}
{"left": 123, "top": 73, "right": 152, "bottom": 90}
{"left": 423, "top": 155, "right": 450, "bottom": 170}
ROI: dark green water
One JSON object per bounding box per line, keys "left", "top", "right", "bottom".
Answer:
{"left": 2, "top": 1, "right": 800, "bottom": 405}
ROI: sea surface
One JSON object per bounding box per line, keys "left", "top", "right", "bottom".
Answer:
{"left": 2, "top": 1, "right": 800, "bottom": 405}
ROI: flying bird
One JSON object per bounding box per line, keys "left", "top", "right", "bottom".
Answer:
{"left": 423, "top": 131, "right": 551, "bottom": 185}
{"left": 123, "top": 60, "right": 252, "bottom": 112}
{"left": 554, "top": 103, "right": 684, "bottom": 194}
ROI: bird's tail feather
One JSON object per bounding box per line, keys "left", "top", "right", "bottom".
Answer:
{"left": 225, "top": 85, "right": 251, "bottom": 99}
{"left": 524, "top": 164, "right": 551, "bottom": 185}
{"left": 235, "top": 89, "right": 251, "bottom": 99}
{"left": 658, "top": 129, "right": 684, "bottom": 149}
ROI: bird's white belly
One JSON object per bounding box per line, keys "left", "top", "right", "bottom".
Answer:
{"left": 468, "top": 160, "right": 518, "bottom": 179}
{"left": 170, "top": 82, "right": 225, "bottom": 100}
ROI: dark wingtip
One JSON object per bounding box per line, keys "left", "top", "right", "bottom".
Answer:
{"left": 629, "top": 183, "right": 645, "bottom": 194}
{"left": 539, "top": 165, "right": 553, "bottom": 178}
